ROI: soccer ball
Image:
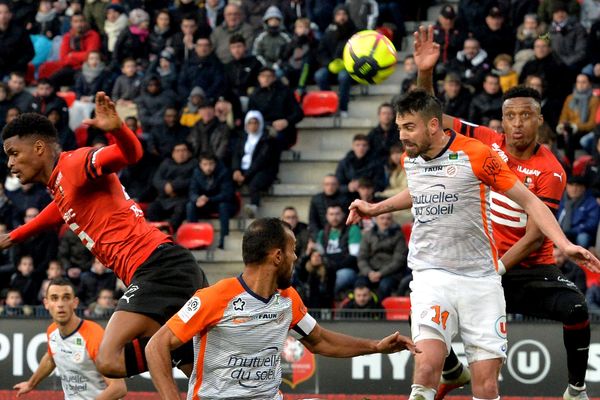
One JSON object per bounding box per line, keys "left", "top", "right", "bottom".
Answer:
{"left": 343, "top": 30, "right": 398, "bottom": 85}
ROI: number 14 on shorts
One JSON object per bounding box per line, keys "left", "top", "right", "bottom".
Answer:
{"left": 431, "top": 305, "right": 449, "bottom": 330}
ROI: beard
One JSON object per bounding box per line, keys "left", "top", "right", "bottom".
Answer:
{"left": 276, "top": 268, "right": 292, "bottom": 290}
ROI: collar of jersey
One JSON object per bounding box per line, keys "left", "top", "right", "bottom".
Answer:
{"left": 423, "top": 129, "right": 456, "bottom": 161}
{"left": 237, "top": 274, "right": 273, "bottom": 304}
{"left": 59, "top": 318, "right": 84, "bottom": 340}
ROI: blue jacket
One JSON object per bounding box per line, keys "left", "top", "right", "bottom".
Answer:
{"left": 558, "top": 190, "right": 600, "bottom": 236}
{"left": 189, "top": 163, "right": 235, "bottom": 205}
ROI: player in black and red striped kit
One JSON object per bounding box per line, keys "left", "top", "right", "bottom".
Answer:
{"left": 413, "top": 26, "right": 592, "bottom": 400}
{"left": 0, "top": 92, "right": 208, "bottom": 379}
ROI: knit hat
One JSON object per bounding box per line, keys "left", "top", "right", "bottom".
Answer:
{"left": 440, "top": 5, "right": 456, "bottom": 19}
{"left": 129, "top": 8, "right": 149, "bottom": 26}
{"left": 106, "top": 4, "right": 125, "bottom": 14}
{"left": 190, "top": 86, "right": 206, "bottom": 98}
{"left": 262, "top": 5, "right": 283, "bottom": 22}
{"left": 334, "top": 4, "right": 349, "bottom": 15}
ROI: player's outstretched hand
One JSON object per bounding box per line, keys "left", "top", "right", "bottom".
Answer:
{"left": 413, "top": 25, "right": 440, "bottom": 71}
{"left": 376, "top": 331, "right": 421, "bottom": 355}
{"left": 346, "top": 200, "right": 373, "bottom": 225}
{"left": 14, "top": 381, "right": 33, "bottom": 397}
{"left": 82, "top": 91, "right": 122, "bottom": 132}
{"left": 0, "top": 233, "right": 14, "bottom": 250}
{"left": 563, "top": 244, "right": 600, "bottom": 273}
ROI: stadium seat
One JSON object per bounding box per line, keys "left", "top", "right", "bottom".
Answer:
{"left": 376, "top": 25, "right": 394, "bottom": 41}
{"left": 401, "top": 223, "right": 412, "bottom": 244}
{"left": 56, "top": 91, "right": 76, "bottom": 108}
{"left": 176, "top": 222, "right": 214, "bottom": 249}
{"left": 148, "top": 221, "right": 173, "bottom": 236}
{"left": 381, "top": 296, "right": 411, "bottom": 320}
{"left": 301, "top": 91, "right": 339, "bottom": 117}
{"left": 572, "top": 155, "right": 593, "bottom": 177}
{"left": 583, "top": 265, "right": 600, "bottom": 288}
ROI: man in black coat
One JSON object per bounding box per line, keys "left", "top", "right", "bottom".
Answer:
{"left": 308, "top": 174, "right": 351, "bottom": 240}
{"left": 447, "top": 37, "right": 490, "bottom": 93}
{"left": 148, "top": 106, "right": 190, "bottom": 160}
{"left": 177, "top": 36, "right": 226, "bottom": 101}
{"left": 335, "top": 134, "right": 386, "bottom": 197}
{"left": 437, "top": 72, "right": 471, "bottom": 120}
{"left": 472, "top": 6, "right": 515, "bottom": 62}
{"left": 224, "top": 33, "right": 261, "bottom": 103}
{"left": 248, "top": 66, "right": 304, "bottom": 150}
{"left": 29, "top": 79, "right": 69, "bottom": 124}
{"left": 0, "top": 2, "right": 34, "bottom": 80}
{"left": 468, "top": 73, "right": 503, "bottom": 126}
{"left": 367, "top": 103, "right": 401, "bottom": 165}
{"left": 519, "top": 37, "right": 570, "bottom": 100}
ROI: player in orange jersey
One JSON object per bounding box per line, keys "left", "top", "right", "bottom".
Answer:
{"left": 413, "top": 25, "right": 595, "bottom": 400}
{"left": 14, "top": 278, "right": 127, "bottom": 399}
{"left": 146, "top": 218, "right": 419, "bottom": 400}
{"left": 0, "top": 93, "right": 208, "bottom": 379}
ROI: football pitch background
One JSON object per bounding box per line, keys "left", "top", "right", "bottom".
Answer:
{"left": 1, "top": 319, "right": 600, "bottom": 397}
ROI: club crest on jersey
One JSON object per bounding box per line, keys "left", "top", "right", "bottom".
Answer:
{"left": 524, "top": 176, "right": 534, "bottom": 189}
{"left": 445, "top": 165, "right": 458, "bottom": 177}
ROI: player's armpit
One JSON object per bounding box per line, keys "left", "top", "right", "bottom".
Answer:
{"left": 10, "top": 202, "right": 63, "bottom": 243}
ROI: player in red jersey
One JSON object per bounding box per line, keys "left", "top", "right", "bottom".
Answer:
{"left": 0, "top": 92, "right": 207, "bottom": 379}
{"left": 414, "top": 26, "right": 592, "bottom": 400}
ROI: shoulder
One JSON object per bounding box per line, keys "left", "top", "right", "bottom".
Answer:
{"left": 535, "top": 146, "right": 566, "bottom": 175}
{"left": 80, "top": 319, "right": 105, "bottom": 335}
{"left": 47, "top": 322, "right": 58, "bottom": 335}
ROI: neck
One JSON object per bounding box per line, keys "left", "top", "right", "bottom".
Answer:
{"left": 506, "top": 142, "right": 536, "bottom": 159}
{"left": 241, "top": 266, "right": 277, "bottom": 299}
{"left": 57, "top": 315, "right": 81, "bottom": 337}
{"left": 423, "top": 130, "right": 450, "bottom": 160}
{"left": 39, "top": 152, "right": 59, "bottom": 185}
{"left": 380, "top": 122, "right": 392, "bottom": 131}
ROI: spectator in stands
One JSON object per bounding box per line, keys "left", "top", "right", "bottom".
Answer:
{"left": 0, "top": 183, "right": 17, "bottom": 229}
{"left": 119, "top": 137, "right": 160, "bottom": 203}
{"left": 558, "top": 175, "right": 600, "bottom": 248}
{"left": 357, "top": 212, "right": 407, "bottom": 300}
{"left": 32, "top": 0, "right": 62, "bottom": 39}
{"left": 171, "top": 14, "right": 202, "bottom": 65}
{"left": 379, "top": 144, "right": 407, "bottom": 198}
{"left": 438, "top": 72, "right": 471, "bottom": 120}
{"left": 468, "top": 73, "right": 503, "bottom": 126}
{"left": 5, "top": 106, "right": 20, "bottom": 125}
{"left": 281, "top": 18, "right": 318, "bottom": 96}
{"left": 172, "top": 1, "right": 212, "bottom": 37}
{"left": 232, "top": 110, "right": 280, "bottom": 217}
{"left": 248, "top": 65, "right": 304, "bottom": 150}
{"left": 473, "top": 6, "right": 514, "bottom": 62}
{"left": 309, "top": 174, "right": 351, "bottom": 240}
{"left": 148, "top": 142, "right": 196, "bottom": 230}
{"left": 399, "top": 56, "right": 418, "bottom": 95}
{"left": 146, "top": 49, "right": 178, "bottom": 92}
{"left": 83, "top": 0, "right": 109, "bottom": 32}
{"left": 367, "top": 103, "right": 400, "bottom": 165}
{"left": 37, "top": 260, "right": 64, "bottom": 303}
{"left": 316, "top": 203, "right": 361, "bottom": 296}
{"left": 204, "top": 0, "right": 226, "bottom": 30}
{"left": 494, "top": 54, "right": 518, "bottom": 93}
{"left": 557, "top": 73, "right": 600, "bottom": 162}
{"left": 7, "top": 185, "right": 52, "bottom": 224}
{"left": 103, "top": 4, "right": 128, "bottom": 56}
{"left": 86, "top": 288, "right": 117, "bottom": 318}
{"left": 488, "top": 119, "right": 504, "bottom": 133}
{"left": 355, "top": 177, "right": 384, "bottom": 231}
{"left": 188, "top": 99, "right": 231, "bottom": 162}
{"left": 46, "top": 104, "right": 77, "bottom": 151}
{"left": 345, "top": 0, "right": 378, "bottom": 30}
{"left": 187, "top": 152, "right": 236, "bottom": 249}
{"left": 7, "top": 72, "right": 33, "bottom": 113}
{"left": 281, "top": 206, "right": 309, "bottom": 262}
{"left": 581, "top": 0, "right": 600, "bottom": 31}
{"left": 554, "top": 246, "right": 587, "bottom": 293}
{"left": 294, "top": 248, "right": 335, "bottom": 308}
{"left": 315, "top": 5, "right": 356, "bottom": 117}
{"left": 538, "top": 0, "right": 580, "bottom": 23}
{"left": 375, "top": 0, "right": 406, "bottom": 47}
{"left": 432, "top": 5, "right": 466, "bottom": 66}
{"left": 178, "top": 36, "right": 225, "bottom": 100}
{"left": 335, "top": 133, "right": 386, "bottom": 196}
{"left": 40, "top": 12, "right": 101, "bottom": 88}
{"left": 240, "top": 0, "right": 277, "bottom": 33}
{"left": 588, "top": 20, "right": 600, "bottom": 68}
{"left": 455, "top": 0, "right": 496, "bottom": 35}
{"left": 148, "top": 9, "right": 175, "bottom": 60}
{"left": 211, "top": 3, "right": 255, "bottom": 64}
{"left": 79, "top": 258, "right": 116, "bottom": 307}
{"left": 224, "top": 34, "right": 261, "bottom": 103}
{"left": 29, "top": 79, "right": 69, "bottom": 124}
{"left": 179, "top": 86, "right": 205, "bottom": 128}
{"left": 10, "top": 255, "right": 37, "bottom": 305}
{"left": 0, "top": 2, "right": 34, "bottom": 80}
{"left": 0, "top": 82, "right": 11, "bottom": 129}
{"left": 447, "top": 37, "right": 490, "bottom": 93}
{"left": 111, "top": 58, "right": 143, "bottom": 113}
{"left": 148, "top": 106, "right": 190, "bottom": 160}
{"left": 58, "top": 229, "right": 94, "bottom": 272}
{"left": 549, "top": 3, "right": 589, "bottom": 73}
{"left": 0, "top": 288, "right": 32, "bottom": 316}
{"left": 136, "top": 76, "right": 177, "bottom": 134}
{"left": 253, "top": 6, "right": 291, "bottom": 74}
{"left": 515, "top": 13, "right": 547, "bottom": 53}
{"left": 112, "top": 9, "right": 152, "bottom": 71}
{"left": 341, "top": 279, "right": 381, "bottom": 314}
{"left": 520, "top": 36, "right": 570, "bottom": 100}
{"left": 71, "top": 51, "right": 111, "bottom": 130}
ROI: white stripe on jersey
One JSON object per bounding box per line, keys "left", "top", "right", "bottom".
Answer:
{"left": 490, "top": 191, "right": 527, "bottom": 228}
{"left": 290, "top": 313, "right": 317, "bottom": 339}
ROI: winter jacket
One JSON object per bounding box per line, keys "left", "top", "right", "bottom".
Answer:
{"left": 335, "top": 151, "right": 386, "bottom": 193}
{"left": 558, "top": 190, "right": 600, "bottom": 237}
{"left": 58, "top": 28, "right": 102, "bottom": 69}
{"left": 210, "top": 21, "right": 256, "bottom": 63}
{"left": 149, "top": 123, "right": 190, "bottom": 160}
{"left": 58, "top": 229, "right": 94, "bottom": 271}
{"left": 74, "top": 68, "right": 112, "bottom": 98}
{"left": 549, "top": 18, "right": 588, "bottom": 69}
{"left": 248, "top": 80, "right": 303, "bottom": 127}
{"left": 438, "top": 87, "right": 471, "bottom": 120}
{"left": 316, "top": 224, "right": 361, "bottom": 271}
{"left": 346, "top": 0, "right": 378, "bottom": 30}
{"left": 30, "top": 94, "right": 69, "bottom": 124}
{"left": 188, "top": 117, "right": 231, "bottom": 161}
{"left": 308, "top": 191, "right": 352, "bottom": 239}
{"left": 447, "top": 49, "right": 490, "bottom": 92}
{"left": 519, "top": 54, "right": 570, "bottom": 99}
{"left": 79, "top": 270, "right": 117, "bottom": 306}
{"left": 111, "top": 73, "right": 143, "bottom": 101}
{"left": 316, "top": 20, "right": 356, "bottom": 67}
{"left": 231, "top": 132, "right": 280, "bottom": 181}
{"left": 152, "top": 158, "right": 196, "bottom": 209}
{"left": 367, "top": 124, "right": 401, "bottom": 164}
{"left": 135, "top": 85, "right": 177, "bottom": 133}
{"left": 433, "top": 22, "right": 467, "bottom": 63}
{"left": 468, "top": 91, "right": 503, "bottom": 126}
{"left": 112, "top": 27, "right": 151, "bottom": 69}
{"left": 473, "top": 24, "right": 515, "bottom": 62}
{"left": 188, "top": 163, "right": 235, "bottom": 205}
{"left": 224, "top": 55, "right": 262, "bottom": 96}
{"left": 252, "top": 29, "right": 291, "bottom": 69}
{"left": 357, "top": 224, "right": 407, "bottom": 278}
{"left": 0, "top": 23, "right": 34, "bottom": 76}
{"left": 177, "top": 53, "right": 226, "bottom": 100}
{"left": 559, "top": 94, "right": 600, "bottom": 134}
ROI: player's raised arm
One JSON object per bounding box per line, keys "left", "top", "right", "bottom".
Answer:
{"left": 14, "top": 352, "right": 56, "bottom": 397}
{"left": 81, "top": 92, "right": 143, "bottom": 172}
{"left": 2, "top": 202, "right": 64, "bottom": 249}
{"left": 346, "top": 188, "right": 412, "bottom": 225}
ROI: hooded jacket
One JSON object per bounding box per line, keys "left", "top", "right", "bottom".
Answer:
{"left": 232, "top": 111, "right": 280, "bottom": 180}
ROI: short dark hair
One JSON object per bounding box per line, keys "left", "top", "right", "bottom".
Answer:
{"left": 357, "top": 177, "right": 374, "bottom": 188}
{"left": 198, "top": 151, "right": 217, "bottom": 162}
{"left": 352, "top": 133, "right": 369, "bottom": 143}
{"left": 229, "top": 33, "right": 246, "bottom": 45}
{"left": 393, "top": 89, "right": 443, "bottom": 124}
{"left": 71, "top": 11, "right": 84, "bottom": 19}
{"left": 9, "top": 71, "right": 24, "bottom": 80}
{"left": 484, "top": 72, "right": 500, "bottom": 82}
{"left": 502, "top": 85, "right": 542, "bottom": 106}
{"left": 46, "top": 277, "right": 76, "bottom": 296}
{"left": 2, "top": 113, "right": 58, "bottom": 142}
{"left": 378, "top": 102, "right": 394, "bottom": 113}
{"left": 326, "top": 203, "right": 343, "bottom": 212}
{"left": 282, "top": 206, "right": 297, "bottom": 214}
{"left": 37, "top": 78, "right": 53, "bottom": 87}
{"left": 242, "top": 218, "right": 291, "bottom": 264}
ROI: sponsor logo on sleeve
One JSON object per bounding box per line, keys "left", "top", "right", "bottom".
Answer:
{"left": 178, "top": 296, "right": 201, "bottom": 323}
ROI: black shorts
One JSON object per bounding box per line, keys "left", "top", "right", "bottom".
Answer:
{"left": 502, "top": 264, "right": 586, "bottom": 323}
{"left": 116, "top": 242, "right": 209, "bottom": 324}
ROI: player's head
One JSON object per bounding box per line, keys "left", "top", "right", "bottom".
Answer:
{"left": 2, "top": 113, "right": 59, "bottom": 185}
{"left": 44, "top": 277, "right": 79, "bottom": 325}
{"left": 501, "top": 85, "right": 543, "bottom": 152}
{"left": 394, "top": 89, "right": 443, "bottom": 158}
{"left": 242, "top": 218, "right": 296, "bottom": 289}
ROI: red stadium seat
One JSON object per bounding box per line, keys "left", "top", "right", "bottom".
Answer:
{"left": 381, "top": 296, "right": 411, "bottom": 320}
{"left": 302, "top": 91, "right": 339, "bottom": 117}
{"left": 376, "top": 26, "right": 394, "bottom": 41}
{"left": 56, "top": 91, "right": 76, "bottom": 108}
{"left": 148, "top": 221, "right": 173, "bottom": 236}
{"left": 176, "top": 222, "right": 214, "bottom": 249}
{"left": 401, "top": 222, "right": 412, "bottom": 244}
{"left": 572, "top": 155, "right": 593, "bottom": 177}
{"left": 25, "top": 63, "right": 35, "bottom": 85}
{"left": 583, "top": 265, "right": 600, "bottom": 288}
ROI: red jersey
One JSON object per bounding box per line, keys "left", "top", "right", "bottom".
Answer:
{"left": 453, "top": 118, "right": 566, "bottom": 266}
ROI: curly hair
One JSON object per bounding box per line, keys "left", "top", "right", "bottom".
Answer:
{"left": 2, "top": 113, "right": 58, "bottom": 142}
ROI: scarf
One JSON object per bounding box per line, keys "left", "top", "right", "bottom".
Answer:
{"left": 82, "top": 61, "right": 105, "bottom": 83}
{"left": 130, "top": 25, "right": 149, "bottom": 43}
{"left": 153, "top": 25, "right": 169, "bottom": 35}
{"left": 104, "top": 13, "right": 128, "bottom": 52}
{"left": 569, "top": 87, "right": 593, "bottom": 122}
{"left": 35, "top": 9, "right": 57, "bottom": 24}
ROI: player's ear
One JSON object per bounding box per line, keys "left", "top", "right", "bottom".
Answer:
{"left": 43, "top": 297, "right": 49, "bottom": 310}
{"left": 428, "top": 116, "right": 440, "bottom": 133}
{"left": 73, "top": 296, "right": 80, "bottom": 309}
{"left": 33, "top": 139, "right": 45, "bottom": 155}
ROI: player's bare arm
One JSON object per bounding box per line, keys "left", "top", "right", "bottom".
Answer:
{"left": 145, "top": 325, "right": 183, "bottom": 400}
{"left": 347, "top": 188, "right": 412, "bottom": 225}
{"left": 97, "top": 377, "right": 127, "bottom": 400}
{"left": 300, "top": 323, "right": 419, "bottom": 357}
{"left": 13, "top": 352, "right": 56, "bottom": 397}
{"left": 500, "top": 217, "right": 546, "bottom": 271}
{"left": 505, "top": 181, "right": 600, "bottom": 272}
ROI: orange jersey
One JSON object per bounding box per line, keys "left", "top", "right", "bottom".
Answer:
{"left": 167, "top": 276, "right": 316, "bottom": 400}
{"left": 47, "top": 147, "right": 169, "bottom": 284}
{"left": 47, "top": 320, "right": 106, "bottom": 399}
{"left": 453, "top": 118, "right": 566, "bottom": 266}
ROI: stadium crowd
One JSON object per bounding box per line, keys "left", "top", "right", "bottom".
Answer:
{"left": 0, "top": 0, "right": 600, "bottom": 317}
